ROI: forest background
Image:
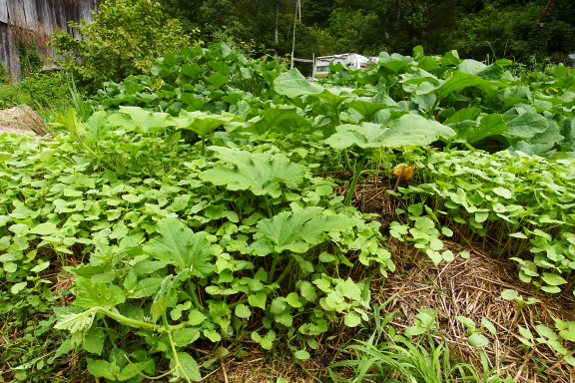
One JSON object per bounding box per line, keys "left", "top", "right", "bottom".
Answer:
{"left": 154, "top": 0, "right": 575, "bottom": 69}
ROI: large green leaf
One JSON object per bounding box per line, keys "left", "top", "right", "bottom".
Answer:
{"left": 530, "top": 122, "right": 564, "bottom": 146}
{"left": 208, "top": 61, "right": 231, "bottom": 75}
{"left": 108, "top": 107, "right": 175, "bottom": 134}
{"left": 173, "top": 110, "right": 235, "bottom": 138}
{"left": 347, "top": 100, "right": 391, "bottom": 121}
{"left": 560, "top": 118, "right": 575, "bottom": 150}
{"left": 507, "top": 141, "right": 555, "bottom": 156}
{"left": 206, "top": 72, "right": 229, "bottom": 89}
{"left": 250, "top": 107, "right": 313, "bottom": 135}
{"left": 316, "top": 88, "right": 356, "bottom": 107}
{"left": 455, "top": 114, "right": 508, "bottom": 144}
{"left": 274, "top": 68, "right": 324, "bottom": 98}
{"left": 433, "top": 71, "right": 505, "bottom": 100}
{"left": 444, "top": 108, "right": 482, "bottom": 124}
{"left": 180, "top": 62, "right": 204, "bottom": 79}
{"left": 144, "top": 218, "right": 214, "bottom": 276}
{"left": 171, "top": 352, "right": 202, "bottom": 381}
{"left": 84, "top": 111, "right": 113, "bottom": 146}
{"left": 458, "top": 60, "right": 504, "bottom": 81}
{"left": 503, "top": 112, "right": 549, "bottom": 142}
{"left": 255, "top": 207, "right": 357, "bottom": 253}
{"left": 180, "top": 93, "right": 208, "bottom": 110}
{"left": 327, "top": 115, "right": 455, "bottom": 150}
{"left": 73, "top": 278, "right": 126, "bottom": 309}
{"left": 86, "top": 359, "right": 116, "bottom": 380}
{"left": 199, "top": 147, "right": 307, "bottom": 198}
{"left": 378, "top": 52, "right": 413, "bottom": 73}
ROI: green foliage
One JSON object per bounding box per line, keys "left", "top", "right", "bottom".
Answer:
{"left": 16, "top": 41, "right": 43, "bottom": 77}
{"left": 0, "top": 62, "right": 9, "bottom": 84}
{"left": 0, "top": 95, "right": 392, "bottom": 380}
{"left": 94, "top": 43, "right": 283, "bottom": 114}
{"left": 51, "top": 0, "right": 191, "bottom": 93}
{"left": 513, "top": 318, "right": 575, "bottom": 367}
{"left": 5, "top": 42, "right": 575, "bottom": 382}
{"left": 0, "top": 72, "right": 70, "bottom": 113}
{"left": 330, "top": 306, "right": 513, "bottom": 383}
{"left": 396, "top": 148, "right": 575, "bottom": 295}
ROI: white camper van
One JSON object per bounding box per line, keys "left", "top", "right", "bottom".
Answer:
{"left": 313, "top": 53, "right": 376, "bottom": 78}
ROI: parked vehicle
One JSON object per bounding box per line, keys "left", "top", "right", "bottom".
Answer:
{"left": 313, "top": 53, "right": 377, "bottom": 78}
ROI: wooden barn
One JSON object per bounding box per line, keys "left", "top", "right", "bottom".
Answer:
{"left": 0, "top": 0, "right": 98, "bottom": 81}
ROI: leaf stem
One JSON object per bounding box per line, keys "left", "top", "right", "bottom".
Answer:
{"left": 342, "top": 150, "right": 354, "bottom": 174}
{"left": 187, "top": 282, "right": 203, "bottom": 309}
{"left": 85, "top": 306, "right": 160, "bottom": 330}
{"left": 227, "top": 298, "right": 248, "bottom": 309}
{"left": 268, "top": 255, "right": 280, "bottom": 284}
{"left": 164, "top": 313, "right": 193, "bottom": 383}
{"left": 344, "top": 155, "right": 368, "bottom": 206}
{"left": 276, "top": 258, "right": 296, "bottom": 288}
{"left": 426, "top": 97, "right": 441, "bottom": 119}
{"left": 201, "top": 136, "right": 206, "bottom": 156}
{"left": 264, "top": 196, "right": 273, "bottom": 218}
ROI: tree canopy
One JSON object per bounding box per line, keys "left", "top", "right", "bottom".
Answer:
{"left": 154, "top": 0, "right": 575, "bottom": 64}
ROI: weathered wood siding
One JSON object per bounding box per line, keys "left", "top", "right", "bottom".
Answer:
{"left": 0, "top": 0, "right": 98, "bottom": 81}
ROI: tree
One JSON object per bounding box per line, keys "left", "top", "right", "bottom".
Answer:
{"left": 51, "top": 0, "right": 191, "bottom": 93}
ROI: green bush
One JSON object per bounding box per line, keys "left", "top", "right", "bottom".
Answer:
{"left": 0, "top": 72, "right": 70, "bottom": 115}
{"left": 50, "top": 0, "right": 191, "bottom": 93}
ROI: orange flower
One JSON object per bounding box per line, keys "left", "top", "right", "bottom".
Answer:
{"left": 392, "top": 163, "right": 415, "bottom": 180}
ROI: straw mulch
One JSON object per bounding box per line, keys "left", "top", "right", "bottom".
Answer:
{"left": 0, "top": 104, "right": 50, "bottom": 136}
{"left": 377, "top": 241, "right": 575, "bottom": 383}
{"left": 351, "top": 178, "right": 575, "bottom": 382}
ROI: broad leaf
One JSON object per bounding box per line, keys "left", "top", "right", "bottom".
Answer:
{"left": 347, "top": 100, "right": 391, "bottom": 121}
{"left": 208, "top": 61, "right": 231, "bottom": 75}
{"left": 344, "top": 311, "right": 362, "bottom": 327}
{"left": 530, "top": 122, "right": 564, "bottom": 146}
{"left": 250, "top": 107, "right": 313, "bottom": 135}
{"left": 503, "top": 113, "right": 549, "bottom": 142}
{"left": 541, "top": 272, "right": 567, "bottom": 286}
{"left": 274, "top": 68, "right": 324, "bottom": 98}
{"left": 255, "top": 207, "right": 357, "bottom": 253}
{"left": 206, "top": 72, "right": 229, "bottom": 89}
{"left": 145, "top": 218, "right": 214, "bottom": 276}
{"left": 458, "top": 60, "right": 504, "bottom": 81}
{"left": 30, "top": 222, "right": 59, "bottom": 235}
{"left": 434, "top": 71, "right": 505, "bottom": 100}
{"left": 180, "top": 93, "right": 208, "bottom": 110}
{"left": 87, "top": 359, "right": 116, "bottom": 380}
{"left": 73, "top": 278, "right": 126, "bottom": 309}
{"left": 54, "top": 309, "right": 97, "bottom": 333}
{"left": 173, "top": 110, "right": 235, "bottom": 138}
{"left": 200, "top": 147, "right": 307, "bottom": 198}
{"left": 507, "top": 141, "right": 556, "bottom": 156}
{"left": 109, "top": 107, "right": 175, "bottom": 134}
{"left": 468, "top": 333, "right": 489, "bottom": 348}
{"left": 327, "top": 115, "right": 455, "bottom": 150}
{"left": 460, "top": 114, "right": 507, "bottom": 144}
{"left": 316, "top": 88, "right": 356, "bottom": 107}
{"left": 378, "top": 52, "right": 412, "bottom": 73}
{"left": 83, "top": 327, "right": 106, "bottom": 355}
{"left": 84, "top": 111, "right": 113, "bottom": 145}
{"left": 444, "top": 108, "right": 482, "bottom": 124}
{"left": 180, "top": 62, "right": 204, "bottom": 79}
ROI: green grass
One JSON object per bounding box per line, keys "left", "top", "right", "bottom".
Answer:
{"left": 0, "top": 72, "right": 73, "bottom": 123}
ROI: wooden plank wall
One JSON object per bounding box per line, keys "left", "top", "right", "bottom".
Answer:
{"left": 0, "top": 0, "right": 98, "bottom": 81}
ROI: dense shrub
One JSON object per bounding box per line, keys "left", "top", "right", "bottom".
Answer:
{"left": 51, "top": 0, "right": 191, "bottom": 93}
